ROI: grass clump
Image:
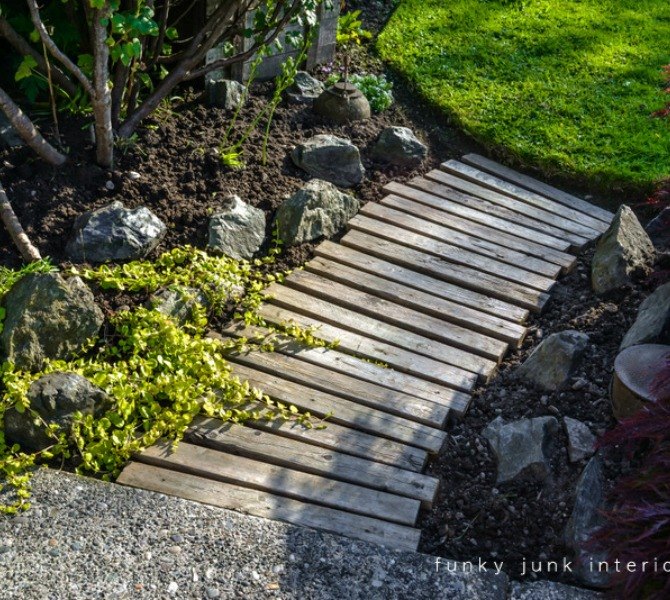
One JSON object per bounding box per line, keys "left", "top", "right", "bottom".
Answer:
{"left": 378, "top": 0, "right": 670, "bottom": 190}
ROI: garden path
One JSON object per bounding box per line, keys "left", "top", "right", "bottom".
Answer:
{"left": 117, "top": 155, "right": 612, "bottom": 551}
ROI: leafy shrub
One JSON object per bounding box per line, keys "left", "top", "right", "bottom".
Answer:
{"left": 349, "top": 73, "right": 394, "bottom": 112}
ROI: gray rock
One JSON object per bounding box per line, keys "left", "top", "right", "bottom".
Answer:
{"left": 4, "top": 372, "right": 110, "bottom": 452}
{"left": 646, "top": 206, "right": 670, "bottom": 248}
{"left": 66, "top": 201, "right": 166, "bottom": 263}
{"left": 291, "top": 135, "right": 365, "bottom": 188}
{"left": 516, "top": 331, "right": 589, "bottom": 391}
{"left": 207, "top": 195, "right": 266, "bottom": 259}
{"left": 274, "top": 179, "right": 360, "bottom": 246}
{"left": 0, "top": 273, "right": 104, "bottom": 371}
{"left": 0, "top": 112, "right": 23, "bottom": 148}
{"left": 510, "top": 580, "right": 602, "bottom": 599}
{"left": 620, "top": 282, "right": 670, "bottom": 350}
{"left": 565, "top": 456, "right": 609, "bottom": 588}
{"left": 591, "top": 205, "right": 655, "bottom": 295}
{"left": 147, "top": 287, "right": 208, "bottom": 326}
{"left": 482, "top": 416, "right": 558, "bottom": 484}
{"left": 286, "top": 71, "right": 325, "bottom": 104}
{"left": 372, "top": 126, "right": 427, "bottom": 167}
{"left": 563, "top": 417, "right": 596, "bottom": 463}
{"left": 206, "top": 78, "right": 245, "bottom": 110}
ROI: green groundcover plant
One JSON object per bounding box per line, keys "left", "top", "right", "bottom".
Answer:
{"left": 378, "top": 0, "right": 670, "bottom": 190}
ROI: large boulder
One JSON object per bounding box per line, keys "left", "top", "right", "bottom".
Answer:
{"left": 371, "top": 126, "right": 427, "bottom": 167}
{"left": 66, "top": 201, "right": 166, "bottom": 263}
{"left": 0, "top": 273, "right": 104, "bottom": 371}
{"left": 483, "top": 416, "right": 558, "bottom": 484}
{"left": 564, "top": 456, "right": 609, "bottom": 588}
{"left": 291, "top": 135, "right": 365, "bottom": 188}
{"left": 274, "top": 179, "right": 360, "bottom": 246}
{"left": 619, "top": 282, "right": 670, "bottom": 350}
{"left": 207, "top": 195, "right": 266, "bottom": 260}
{"left": 286, "top": 71, "right": 325, "bottom": 104}
{"left": 206, "top": 78, "right": 245, "bottom": 110}
{"left": 4, "top": 372, "right": 110, "bottom": 452}
{"left": 563, "top": 417, "right": 596, "bottom": 463}
{"left": 591, "top": 205, "right": 655, "bottom": 295}
{"left": 515, "top": 331, "right": 589, "bottom": 391}
{"left": 646, "top": 206, "right": 670, "bottom": 249}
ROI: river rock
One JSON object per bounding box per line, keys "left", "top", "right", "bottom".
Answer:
{"left": 207, "top": 78, "right": 245, "bottom": 110}
{"left": 483, "top": 416, "right": 558, "bottom": 484}
{"left": 591, "top": 205, "right": 655, "bottom": 295}
{"left": 4, "top": 372, "right": 110, "bottom": 452}
{"left": 66, "top": 201, "right": 166, "bottom": 263}
{"left": 564, "top": 456, "right": 609, "bottom": 588}
{"left": 207, "top": 195, "right": 266, "bottom": 259}
{"left": 291, "top": 135, "right": 365, "bottom": 188}
{"left": 619, "top": 282, "right": 670, "bottom": 350}
{"left": 563, "top": 417, "right": 596, "bottom": 463}
{"left": 286, "top": 71, "right": 325, "bottom": 104}
{"left": 274, "top": 179, "right": 360, "bottom": 245}
{"left": 147, "top": 287, "right": 208, "bottom": 326}
{"left": 515, "top": 331, "right": 589, "bottom": 391}
{"left": 0, "top": 273, "right": 104, "bottom": 371}
{"left": 646, "top": 206, "right": 670, "bottom": 249}
{"left": 372, "top": 126, "right": 427, "bottom": 167}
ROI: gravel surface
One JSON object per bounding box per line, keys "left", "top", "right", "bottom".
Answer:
{"left": 0, "top": 469, "right": 512, "bottom": 600}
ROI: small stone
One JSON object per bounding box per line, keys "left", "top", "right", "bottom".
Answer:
{"left": 127, "top": 171, "right": 141, "bottom": 181}
{"left": 170, "top": 534, "right": 183, "bottom": 543}
{"left": 105, "top": 180, "right": 115, "bottom": 191}
{"left": 205, "top": 588, "right": 220, "bottom": 599}
{"left": 168, "top": 546, "right": 182, "bottom": 555}
{"left": 207, "top": 78, "right": 245, "bottom": 110}
{"left": 251, "top": 571, "right": 260, "bottom": 581}
{"left": 291, "top": 134, "right": 365, "bottom": 188}
{"left": 207, "top": 195, "right": 266, "bottom": 259}
{"left": 371, "top": 126, "right": 427, "bottom": 167}
{"left": 563, "top": 417, "right": 596, "bottom": 463}
{"left": 167, "top": 582, "right": 179, "bottom": 594}
{"left": 286, "top": 71, "right": 325, "bottom": 104}
{"left": 147, "top": 287, "right": 208, "bottom": 326}
{"left": 48, "top": 548, "right": 60, "bottom": 557}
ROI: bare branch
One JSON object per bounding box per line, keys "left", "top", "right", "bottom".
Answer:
{"left": 0, "top": 181, "right": 42, "bottom": 263}
{"left": 26, "top": 0, "right": 94, "bottom": 96}
{"left": 0, "top": 86, "right": 67, "bottom": 166}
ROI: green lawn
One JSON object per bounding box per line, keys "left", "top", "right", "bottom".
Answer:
{"left": 378, "top": 0, "right": 670, "bottom": 191}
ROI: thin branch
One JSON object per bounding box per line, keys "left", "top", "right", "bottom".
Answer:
{"left": 26, "top": 0, "right": 94, "bottom": 96}
{"left": 147, "top": 0, "right": 171, "bottom": 68}
{"left": 0, "top": 86, "right": 67, "bottom": 166}
{"left": 0, "top": 181, "right": 42, "bottom": 262}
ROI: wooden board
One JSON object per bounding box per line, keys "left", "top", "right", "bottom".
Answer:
{"left": 118, "top": 462, "right": 422, "bottom": 551}
{"left": 284, "top": 269, "right": 509, "bottom": 362}
{"left": 224, "top": 346, "right": 451, "bottom": 428}
{"left": 256, "top": 302, "right": 480, "bottom": 391}
{"left": 217, "top": 323, "right": 470, "bottom": 414}
{"left": 264, "top": 283, "right": 499, "bottom": 377}
{"left": 315, "top": 241, "right": 530, "bottom": 324}
{"left": 362, "top": 201, "right": 563, "bottom": 280}
{"left": 305, "top": 255, "right": 526, "bottom": 347}
{"left": 389, "top": 179, "right": 571, "bottom": 252}
{"left": 188, "top": 417, "right": 439, "bottom": 506}
{"left": 461, "top": 153, "right": 613, "bottom": 224}
{"left": 441, "top": 160, "right": 609, "bottom": 233}
{"left": 341, "top": 230, "right": 551, "bottom": 313}
{"left": 427, "top": 170, "right": 596, "bottom": 246}
{"left": 137, "top": 440, "right": 421, "bottom": 525}
{"left": 378, "top": 193, "right": 576, "bottom": 273}
{"left": 230, "top": 362, "right": 448, "bottom": 453}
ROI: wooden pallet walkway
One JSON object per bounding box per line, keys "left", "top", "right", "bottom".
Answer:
{"left": 117, "top": 154, "right": 613, "bottom": 552}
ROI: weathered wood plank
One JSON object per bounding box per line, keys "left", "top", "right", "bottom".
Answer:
{"left": 315, "top": 241, "right": 530, "bottom": 324}
{"left": 265, "top": 283, "right": 499, "bottom": 377}
{"left": 305, "top": 255, "right": 526, "bottom": 347}
{"left": 389, "top": 179, "right": 570, "bottom": 251}
{"left": 217, "top": 323, "right": 470, "bottom": 414}
{"left": 441, "top": 160, "right": 609, "bottom": 233}
{"left": 118, "top": 462, "right": 422, "bottom": 551}
{"left": 428, "top": 169, "right": 596, "bottom": 246}
{"left": 256, "top": 302, "right": 480, "bottom": 391}
{"left": 378, "top": 193, "right": 576, "bottom": 273}
{"left": 187, "top": 417, "right": 440, "bottom": 506}
{"left": 137, "top": 440, "right": 421, "bottom": 525}
{"left": 285, "top": 269, "right": 509, "bottom": 362}
{"left": 224, "top": 346, "right": 450, "bottom": 427}
{"left": 461, "top": 153, "right": 613, "bottom": 224}
{"left": 230, "top": 362, "right": 448, "bottom": 453}
{"left": 363, "top": 201, "right": 562, "bottom": 280}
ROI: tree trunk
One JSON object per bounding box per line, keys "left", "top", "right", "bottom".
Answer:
{"left": 0, "top": 86, "right": 67, "bottom": 166}
{"left": 91, "top": 5, "right": 114, "bottom": 168}
{"left": 0, "top": 181, "right": 41, "bottom": 262}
